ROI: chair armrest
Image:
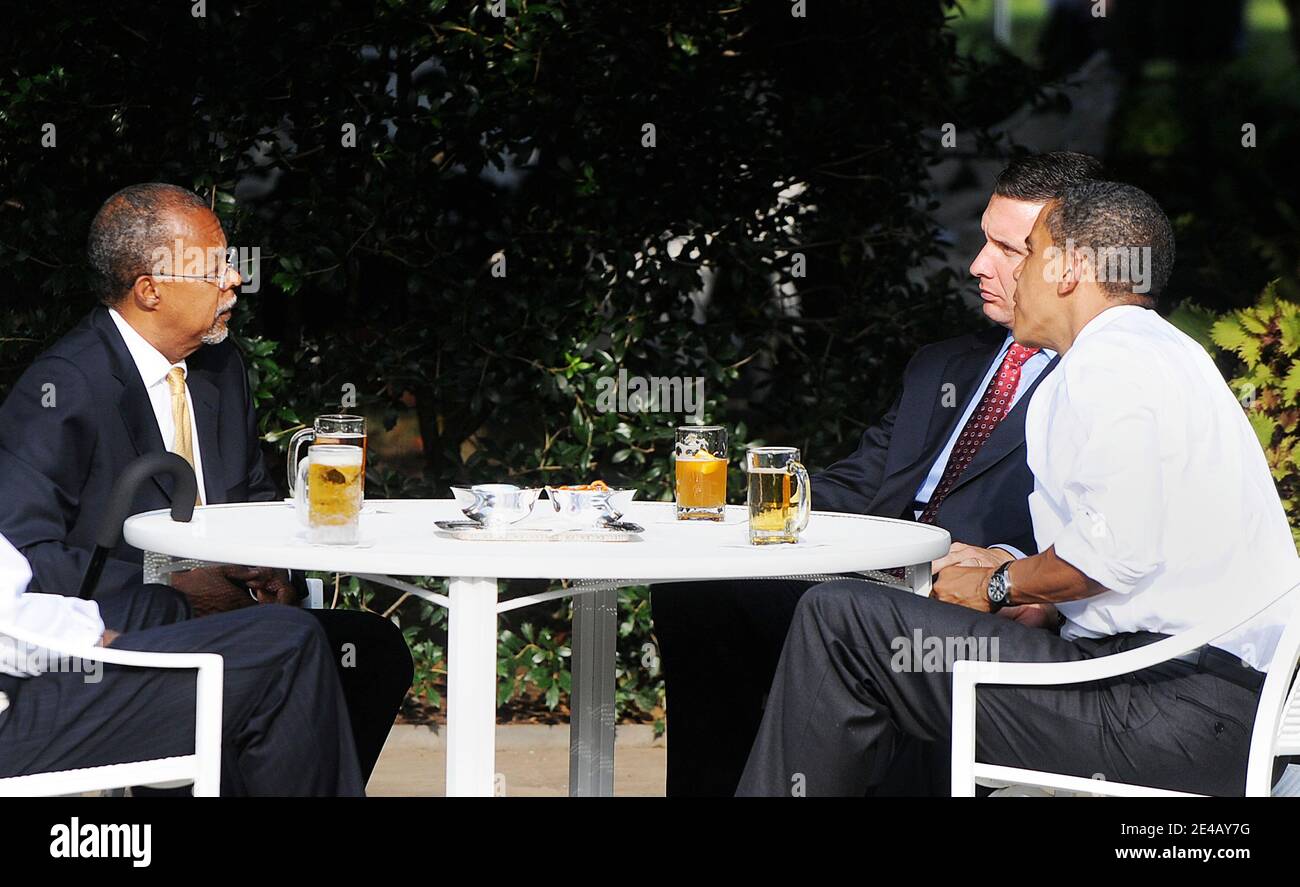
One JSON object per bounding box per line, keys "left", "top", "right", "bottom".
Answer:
{"left": 1, "top": 617, "right": 225, "bottom": 796}
{"left": 952, "top": 631, "right": 1209, "bottom": 689}
{"left": 1, "top": 618, "right": 221, "bottom": 672}
{"left": 952, "top": 583, "right": 1300, "bottom": 690}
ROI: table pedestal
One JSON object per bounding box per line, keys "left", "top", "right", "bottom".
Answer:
{"left": 445, "top": 576, "right": 499, "bottom": 797}
{"left": 569, "top": 588, "right": 617, "bottom": 796}
{"left": 442, "top": 578, "right": 619, "bottom": 797}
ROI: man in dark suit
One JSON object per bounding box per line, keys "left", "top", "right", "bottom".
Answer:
{"left": 0, "top": 183, "right": 412, "bottom": 783}
{"left": 651, "top": 152, "right": 1103, "bottom": 796}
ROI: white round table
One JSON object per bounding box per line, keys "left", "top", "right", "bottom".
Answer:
{"left": 124, "top": 499, "right": 950, "bottom": 796}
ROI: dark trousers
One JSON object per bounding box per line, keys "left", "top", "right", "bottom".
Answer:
{"left": 95, "top": 581, "right": 193, "bottom": 632}
{"left": 652, "top": 578, "right": 949, "bottom": 796}
{"left": 0, "top": 606, "right": 364, "bottom": 796}
{"left": 737, "top": 580, "right": 1265, "bottom": 797}
{"left": 311, "top": 608, "right": 413, "bottom": 781}
{"left": 94, "top": 583, "right": 413, "bottom": 782}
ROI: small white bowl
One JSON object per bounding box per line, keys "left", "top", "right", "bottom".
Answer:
{"left": 545, "top": 486, "right": 637, "bottom": 526}
{"left": 450, "top": 484, "right": 543, "bottom": 527}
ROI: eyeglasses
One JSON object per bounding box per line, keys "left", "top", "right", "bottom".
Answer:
{"left": 147, "top": 247, "right": 243, "bottom": 291}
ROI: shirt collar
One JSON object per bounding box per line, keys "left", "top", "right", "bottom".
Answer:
{"left": 1070, "top": 304, "right": 1146, "bottom": 350}
{"left": 1000, "top": 331, "right": 1058, "bottom": 362}
{"left": 108, "top": 308, "right": 187, "bottom": 388}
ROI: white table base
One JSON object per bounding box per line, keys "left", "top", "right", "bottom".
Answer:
{"left": 359, "top": 572, "right": 629, "bottom": 796}
{"left": 140, "top": 529, "right": 937, "bottom": 797}
{"left": 434, "top": 565, "right": 933, "bottom": 798}
{"left": 445, "top": 576, "right": 499, "bottom": 797}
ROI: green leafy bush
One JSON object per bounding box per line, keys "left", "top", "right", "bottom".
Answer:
{"left": 1172, "top": 279, "right": 1300, "bottom": 545}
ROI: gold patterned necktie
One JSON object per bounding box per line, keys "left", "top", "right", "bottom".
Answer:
{"left": 165, "top": 366, "right": 203, "bottom": 506}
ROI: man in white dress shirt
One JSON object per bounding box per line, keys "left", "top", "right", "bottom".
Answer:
{"left": 737, "top": 181, "right": 1299, "bottom": 796}
{"left": 0, "top": 533, "right": 363, "bottom": 795}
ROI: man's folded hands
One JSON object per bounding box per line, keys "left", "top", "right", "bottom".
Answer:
{"left": 931, "top": 541, "right": 1061, "bottom": 629}
{"left": 169, "top": 564, "right": 299, "bottom": 617}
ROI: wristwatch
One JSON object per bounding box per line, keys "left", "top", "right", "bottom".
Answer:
{"left": 986, "top": 561, "right": 1013, "bottom": 611}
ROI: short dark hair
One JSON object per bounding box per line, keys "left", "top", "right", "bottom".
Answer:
{"left": 1044, "top": 180, "right": 1176, "bottom": 307}
{"left": 86, "top": 183, "right": 210, "bottom": 307}
{"left": 994, "top": 151, "right": 1105, "bottom": 203}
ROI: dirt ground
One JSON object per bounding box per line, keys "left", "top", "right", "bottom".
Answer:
{"left": 367, "top": 725, "right": 667, "bottom": 797}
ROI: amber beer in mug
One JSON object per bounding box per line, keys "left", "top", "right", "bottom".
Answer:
{"left": 746, "top": 446, "right": 811, "bottom": 544}
{"left": 675, "top": 425, "right": 727, "bottom": 520}
{"left": 294, "top": 445, "right": 364, "bottom": 544}
{"left": 288, "top": 415, "right": 367, "bottom": 496}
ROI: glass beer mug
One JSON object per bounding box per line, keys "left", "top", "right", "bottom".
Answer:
{"left": 288, "top": 415, "right": 367, "bottom": 497}
{"left": 294, "top": 445, "right": 364, "bottom": 544}
{"left": 745, "top": 446, "right": 811, "bottom": 545}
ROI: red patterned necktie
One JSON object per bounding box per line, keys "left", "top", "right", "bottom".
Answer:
{"left": 918, "top": 343, "right": 1040, "bottom": 524}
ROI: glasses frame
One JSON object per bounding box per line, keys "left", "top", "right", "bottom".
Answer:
{"left": 145, "top": 246, "right": 243, "bottom": 292}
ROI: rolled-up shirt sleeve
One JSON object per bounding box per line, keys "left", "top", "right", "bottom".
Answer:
{"left": 1, "top": 535, "right": 104, "bottom": 678}
{"left": 1050, "top": 358, "right": 1166, "bottom": 595}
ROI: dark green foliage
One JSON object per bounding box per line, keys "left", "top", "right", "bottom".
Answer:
{"left": 1, "top": 1, "right": 1025, "bottom": 721}
{"left": 1108, "top": 60, "right": 1300, "bottom": 314}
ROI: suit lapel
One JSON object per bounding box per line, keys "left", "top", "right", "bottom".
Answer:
{"left": 186, "top": 368, "right": 224, "bottom": 504}
{"left": 93, "top": 307, "right": 224, "bottom": 504}
{"left": 919, "top": 343, "right": 997, "bottom": 458}
{"left": 881, "top": 333, "right": 1002, "bottom": 488}
{"left": 94, "top": 310, "right": 174, "bottom": 500}
{"left": 943, "top": 352, "right": 1061, "bottom": 500}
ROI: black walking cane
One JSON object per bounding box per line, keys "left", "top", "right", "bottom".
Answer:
{"left": 76, "top": 452, "right": 199, "bottom": 600}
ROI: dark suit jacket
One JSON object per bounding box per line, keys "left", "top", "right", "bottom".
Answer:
{"left": 811, "top": 325, "right": 1059, "bottom": 556}
{"left": 0, "top": 307, "right": 278, "bottom": 597}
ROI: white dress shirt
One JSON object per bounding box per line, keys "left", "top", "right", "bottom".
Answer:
{"left": 108, "top": 309, "right": 208, "bottom": 504}
{"left": 0, "top": 534, "right": 104, "bottom": 684}
{"left": 1025, "top": 305, "right": 1299, "bottom": 671}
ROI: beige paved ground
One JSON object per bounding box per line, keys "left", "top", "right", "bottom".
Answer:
{"left": 367, "top": 726, "right": 667, "bottom": 797}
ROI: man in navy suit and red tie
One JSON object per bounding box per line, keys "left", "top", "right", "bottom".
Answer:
{"left": 651, "top": 152, "right": 1104, "bottom": 796}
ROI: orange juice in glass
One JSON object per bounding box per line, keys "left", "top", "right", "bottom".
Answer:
{"left": 674, "top": 425, "right": 727, "bottom": 520}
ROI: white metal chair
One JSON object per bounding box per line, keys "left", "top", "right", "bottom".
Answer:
{"left": 0, "top": 617, "right": 224, "bottom": 797}
{"left": 0, "top": 576, "right": 322, "bottom": 797}
{"left": 951, "top": 586, "right": 1300, "bottom": 797}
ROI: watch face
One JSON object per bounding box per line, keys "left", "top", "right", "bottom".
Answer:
{"left": 988, "top": 571, "right": 1009, "bottom": 605}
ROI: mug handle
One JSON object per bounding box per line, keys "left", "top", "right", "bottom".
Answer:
{"left": 286, "top": 427, "right": 315, "bottom": 496}
{"left": 294, "top": 457, "right": 311, "bottom": 525}
{"left": 789, "top": 460, "right": 811, "bottom": 534}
